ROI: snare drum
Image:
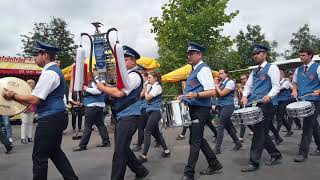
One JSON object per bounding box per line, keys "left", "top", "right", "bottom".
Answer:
{"left": 231, "top": 107, "right": 263, "bottom": 125}
{"left": 161, "top": 100, "right": 191, "bottom": 127}
{"left": 286, "top": 101, "right": 314, "bottom": 118}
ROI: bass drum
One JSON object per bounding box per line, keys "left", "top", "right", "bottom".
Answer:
{"left": 0, "top": 77, "right": 31, "bottom": 116}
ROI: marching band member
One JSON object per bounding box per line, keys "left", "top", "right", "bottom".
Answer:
{"left": 241, "top": 44, "right": 282, "bottom": 172}
{"left": 180, "top": 42, "right": 222, "bottom": 180}
{"left": 72, "top": 68, "right": 111, "bottom": 151}
{"left": 97, "top": 45, "right": 149, "bottom": 180}
{"left": 2, "top": 40, "right": 78, "bottom": 180}
{"left": 214, "top": 68, "right": 242, "bottom": 154}
{"left": 276, "top": 70, "right": 294, "bottom": 137}
{"left": 292, "top": 48, "right": 320, "bottom": 162}
{"left": 138, "top": 71, "right": 171, "bottom": 163}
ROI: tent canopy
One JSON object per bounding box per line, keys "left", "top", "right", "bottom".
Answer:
{"left": 0, "top": 57, "right": 42, "bottom": 75}
{"left": 162, "top": 64, "right": 219, "bottom": 83}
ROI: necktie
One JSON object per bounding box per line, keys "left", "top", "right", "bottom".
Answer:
{"left": 304, "top": 66, "right": 308, "bottom": 73}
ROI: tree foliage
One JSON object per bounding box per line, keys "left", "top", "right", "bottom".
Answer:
{"left": 150, "top": 0, "right": 238, "bottom": 72}
{"left": 234, "top": 24, "right": 279, "bottom": 67}
{"left": 19, "top": 17, "right": 77, "bottom": 68}
{"left": 284, "top": 24, "right": 320, "bottom": 59}
{"left": 150, "top": 0, "right": 239, "bottom": 95}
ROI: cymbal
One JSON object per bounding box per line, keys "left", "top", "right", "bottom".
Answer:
{"left": 0, "top": 77, "right": 31, "bottom": 116}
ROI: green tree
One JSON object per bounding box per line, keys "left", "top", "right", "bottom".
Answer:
{"left": 284, "top": 24, "right": 320, "bottom": 59}
{"left": 150, "top": 0, "right": 239, "bottom": 95}
{"left": 234, "top": 24, "right": 279, "bottom": 67}
{"left": 19, "top": 17, "right": 77, "bottom": 68}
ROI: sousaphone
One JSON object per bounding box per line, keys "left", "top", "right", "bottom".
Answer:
{"left": 0, "top": 77, "right": 31, "bottom": 116}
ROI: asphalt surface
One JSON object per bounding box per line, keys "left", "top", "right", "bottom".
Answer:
{"left": 1, "top": 115, "right": 320, "bottom": 180}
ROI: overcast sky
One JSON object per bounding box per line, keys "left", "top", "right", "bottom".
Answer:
{"left": 0, "top": 0, "right": 319, "bottom": 59}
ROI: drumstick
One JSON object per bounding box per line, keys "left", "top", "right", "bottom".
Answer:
{"left": 294, "top": 93, "right": 314, "bottom": 102}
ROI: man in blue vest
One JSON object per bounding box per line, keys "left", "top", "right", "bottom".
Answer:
{"left": 241, "top": 44, "right": 282, "bottom": 172}
{"left": 2, "top": 40, "right": 78, "bottom": 180}
{"left": 179, "top": 42, "right": 222, "bottom": 180}
{"left": 97, "top": 45, "right": 149, "bottom": 180}
{"left": 292, "top": 48, "right": 320, "bottom": 161}
{"left": 72, "top": 68, "right": 111, "bottom": 151}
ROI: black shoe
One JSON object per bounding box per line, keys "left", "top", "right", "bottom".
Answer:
{"left": 72, "top": 146, "right": 86, "bottom": 152}
{"left": 138, "top": 155, "right": 148, "bottom": 164}
{"left": 176, "top": 135, "right": 185, "bottom": 140}
{"left": 213, "top": 147, "right": 221, "bottom": 154}
{"left": 200, "top": 162, "right": 223, "bottom": 175}
{"left": 161, "top": 151, "right": 171, "bottom": 158}
{"left": 5, "top": 144, "right": 13, "bottom": 154}
{"left": 294, "top": 154, "right": 307, "bottom": 162}
{"left": 21, "top": 139, "right": 28, "bottom": 144}
{"left": 96, "top": 142, "right": 111, "bottom": 147}
{"left": 265, "top": 156, "right": 282, "bottom": 166}
{"left": 284, "top": 131, "right": 293, "bottom": 137}
{"left": 275, "top": 137, "right": 284, "bottom": 145}
{"left": 310, "top": 149, "right": 320, "bottom": 156}
{"left": 241, "top": 164, "right": 259, "bottom": 172}
{"left": 232, "top": 143, "right": 242, "bottom": 151}
{"left": 135, "top": 168, "right": 149, "bottom": 179}
{"left": 180, "top": 175, "right": 194, "bottom": 180}
{"left": 132, "top": 145, "right": 142, "bottom": 152}
{"left": 27, "top": 138, "right": 33, "bottom": 143}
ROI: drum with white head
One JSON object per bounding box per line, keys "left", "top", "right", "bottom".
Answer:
{"left": 231, "top": 107, "right": 263, "bottom": 125}
{"left": 286, "top": 101, "right": 314, "bottom": 118}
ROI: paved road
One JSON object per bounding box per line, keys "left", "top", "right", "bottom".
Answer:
{"left": 1, "top": 116, "right": 320, "bottom": 180}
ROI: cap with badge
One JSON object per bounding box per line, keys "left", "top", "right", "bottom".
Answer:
{"left": 32, "top": 40, "right": 61, "bottom": 54}
{"left": 123, "top": 45, "right": 140, "bottom": 59}
{"left": 186, "top": 42, "right": 206, "bottom": 53}
{"left": 252, "top": 44, "right": 269, "bottom": 54}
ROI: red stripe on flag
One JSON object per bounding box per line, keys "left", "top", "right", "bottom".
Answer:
{"left": 114, "top": 45, "right": 124, "bottom": 89}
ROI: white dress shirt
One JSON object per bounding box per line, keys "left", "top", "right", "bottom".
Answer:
{"left": 32, "top": 62, "right": 60, "bottom": 100}
{"left": 279, "top": 79, "right": 290, "bottom": 90}
{"left": 122, "top": 67, "right": 141, "bottom": 95}
{"left": 292, "top": 60, "right": 320, "bottom": 84}
{"left": 148, "top": 82, "right": 162, "bottom": 97}
{"left": 193, "top": 61, "right": 215, "bottom": 90}
{"left": 219, "top": 78, "right": 235, "bottom": 90}
{"left": 243, "top": 61, "right": 280, "bottom": 98}
{"left": 85, "top": 78, "right": 105, "bottom": 107}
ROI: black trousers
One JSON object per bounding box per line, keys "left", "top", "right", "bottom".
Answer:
{"left": 142, "top": 110, "right": 168, "bottom": 155}
{"left": 276, "top": 100, "right": 292, "bottom": 132}
{"left": 136, "top": 108, "right": 148, "bottom": 146}
{"left": 71, "top": 107, "right": 83, "bottom": 130}
{"left": 184, "top": 106, "right": 218, "bottom": 178}
{"left": 216, "top": 105, "right": 240, "bottom": 148}
{"left": 180, "top": 117, "right": 217, "bottom": 137}
{"left": 79, "top": 106, "right": 110, "bottom": 148}
{"left": 299, "top": 101, "right": 320, "bottom": 157}
{"left": 111, "top": 116, "right": 148, "bottom": 180}
{"left": 249, "top": 103, "right": 281, "bottom": 167}
{"left": 32, "top": 112, "right": 78, "bottom": 180}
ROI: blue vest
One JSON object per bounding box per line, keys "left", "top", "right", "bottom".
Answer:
{"left": 146, "top": 86, "right": 162, "bottom": 112}
{"left": 297, "top": 63, "right": 320, "bottom": 101}
{"left": 114, "top": 71, "right": 143, "bottom": 119}
{"left": 36, "top": 64, "right": 66, "bottom": 119}
{"left": 217, "top": 79, "right": 235, "bottom": 107}
{"left": 182, "top": 63, "right": 212, "bottom": 107}
{"left": 249, "top": 63, "right": 272, "bottom": 102}
{"left": 140, "top": 97, "right": 146, "bottom": 110}
{"left": 83, "top": 81, "right": 106, "bottom": 106}
{"left": 277, "top": 80, "right": 291, "bottom": 102}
